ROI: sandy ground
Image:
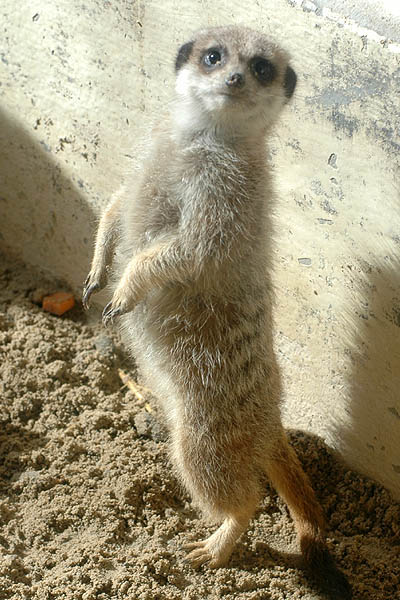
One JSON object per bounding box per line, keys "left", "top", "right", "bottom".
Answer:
{"left": 0, "top": 252, "right": 399, "bottom": 600}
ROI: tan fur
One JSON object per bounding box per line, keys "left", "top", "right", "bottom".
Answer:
{"left": 83, "top": 26, "right": 351, "bottom": 598}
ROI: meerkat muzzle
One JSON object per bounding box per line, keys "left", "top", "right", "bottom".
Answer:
{"left": 225, "top": 72, "right": 245, "bottom": 88}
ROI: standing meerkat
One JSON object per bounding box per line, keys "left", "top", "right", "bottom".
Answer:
{"left": 83, "top": 26, "right": 351, "bottom": 598}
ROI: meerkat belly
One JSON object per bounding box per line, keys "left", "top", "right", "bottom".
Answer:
{"left": 127, "top": 285, "right": 277, "bottom": 411}
{"left": 164, "top": 292, "right": 280, "bottom": 512}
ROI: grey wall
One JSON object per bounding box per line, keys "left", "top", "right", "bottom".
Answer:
{"left": 1, "top": 1, "right": 399, "bottom": 498}
{"left": 308, "top": 0, "right": 400, "bottom": 43}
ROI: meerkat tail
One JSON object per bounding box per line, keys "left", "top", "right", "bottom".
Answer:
{"left": 265, "top": 434, "right": 352, "bottom": 599}
{"left": 300, "top": 538, "right": 352, "bottom": 599}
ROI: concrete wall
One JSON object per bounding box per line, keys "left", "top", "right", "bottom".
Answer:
{"left": 1, "top": 1, "right": 399, "bottom": 498}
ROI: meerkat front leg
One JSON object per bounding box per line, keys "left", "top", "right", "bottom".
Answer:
{"left": 82, "top": 195, "right": 121, "bottom": 309}
{"left": 102, "top": 235, "right": 193, "bottom": 324}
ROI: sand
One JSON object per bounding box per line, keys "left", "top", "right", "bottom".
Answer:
{"left": 0, "top": 252, "right": 399, "bottom": 600}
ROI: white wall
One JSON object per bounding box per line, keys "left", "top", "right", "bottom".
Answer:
{"left": 1, "top": 0, "right": 399, "bottom": 498}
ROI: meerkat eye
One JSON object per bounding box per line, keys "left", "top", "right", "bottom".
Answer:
{"left": 251, "top": 58, "right": 276, "bottom": 84}
{"left": 203, "top": 49, "right": 222, "bottom": 68}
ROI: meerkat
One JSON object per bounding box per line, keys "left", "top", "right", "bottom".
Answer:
{"left": 83, "top": 26, "right": 351, "bottom": 598}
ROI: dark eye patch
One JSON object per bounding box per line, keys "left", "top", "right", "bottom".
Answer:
{"left": 250, "top": 57, "right": 276, "bottom": 84}
{"left": 284, "top": 65, "right": 297, "bottom": 99}
{"left": 175, "top": 41, "right": 194, "bottom": 72}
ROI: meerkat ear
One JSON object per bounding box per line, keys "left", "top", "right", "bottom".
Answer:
{"left": 284, "top": 65, "right": 297, "bottom": 100}
{"left": 175, "top": 41, "right": 194, "bottom": 71}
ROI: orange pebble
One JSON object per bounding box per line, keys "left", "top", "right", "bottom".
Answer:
{"left": 42, "top": 292, "right": 75, "bottom": 316}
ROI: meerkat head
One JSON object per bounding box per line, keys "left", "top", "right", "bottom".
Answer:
{"left": 173, "top": 26, "right": 297, "bottom": 138}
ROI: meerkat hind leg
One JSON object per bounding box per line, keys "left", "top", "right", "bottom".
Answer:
{"left": 185, "top": 505, "right": 255, "bottom": 569}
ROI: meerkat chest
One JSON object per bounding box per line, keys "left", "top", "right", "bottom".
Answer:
{"left": 179, "top": 142, "right": 249, "bottom": 196}
{"left": 175, "top": 141, "right": 265, "bottom": 241}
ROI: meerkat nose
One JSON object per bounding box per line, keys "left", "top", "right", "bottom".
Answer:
{"left": 225, "top": 72, "right": 245, "bottom": 88}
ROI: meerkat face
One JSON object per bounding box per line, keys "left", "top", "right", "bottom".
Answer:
{"left": 174, "top": 26, "right": 296, "bottom": 135}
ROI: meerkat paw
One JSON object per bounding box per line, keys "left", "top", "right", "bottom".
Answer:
{"left": 184, "top": 517, "right": 245, "bottom": 569}
{"left": 184, "top": 538, "right": 232, "bottom": 569}
{"left": 102, "top": 286, "right": 138, "bottom": 325}
{"left": 184, "top": 510, "right": 254, "bottom": 569}
{"left": 82, "top": 269, "right": 107, "bottom": 309}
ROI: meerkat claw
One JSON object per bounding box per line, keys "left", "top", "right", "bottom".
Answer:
{"left": 185, "top": 548, "right": 212, "bottom": 568}
{"left": 82, "top": 281, "right": 100, "bottom": 309}
{"left": 185, "top": 547, "right": 224, "bottom": 569}
{"left": 102, "top": 302, "right": 122, "bottom": 325}
{"left": 184, "top": 539, "right": 228, "bottom": 569}
{"left": 184, "top": 541, "right": 204, "bottom": 550}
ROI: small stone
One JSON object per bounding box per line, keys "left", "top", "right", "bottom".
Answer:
{"left": 328, "top": 153, "right": 338, "bottom": 168}
{"left": 134, "top": 411, "right": 153, "bottom": 437}
{"left": 134, "top": 411, "right": 167, "bottom": 442}
{"left": 42, "top": 291, "right": 75, "bottom": 316}
{"left": 11, "top": 470, "right": 41, "bottom": 483}
{"left": 90, "top": 410, "right": 114, "bottom": 430}
{"left": 93, "top": 334, "right": 114, "bottom": 357}
{"left": 302, "top": 0, "right": 317, "bottom": 13}
{"left": 47, "top": 360, "right": 67, "bottom": 379}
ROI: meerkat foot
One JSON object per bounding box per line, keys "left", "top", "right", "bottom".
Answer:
{"left": 185, "top": 531, "right": 234, "bottom": 568}
{"left": 184, "top": 512, "right": 252, "bottom": 569}
{"left": 185, "top": 542, "right": 227, "bottom": 568}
